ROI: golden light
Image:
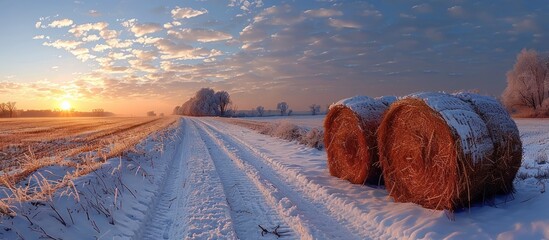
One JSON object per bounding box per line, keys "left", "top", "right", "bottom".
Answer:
{"left": 61, "top": 101, "right": 71, "bottom": 111}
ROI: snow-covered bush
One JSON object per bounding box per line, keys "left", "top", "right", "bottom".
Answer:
{"left": 175, "top": 88, "right": 233, "bottom": 116}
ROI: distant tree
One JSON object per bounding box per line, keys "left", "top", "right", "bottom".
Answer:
{"left": 215, "top": 91, "right": 231, "bottom": 116}
{"left": 502, "top": 49, "right": 549, "bottom": 116}
{"left": 175, "top": 88, "right": 233, "bottom": 117}
{"left": 256, "top": 106, "right": 265, "bottom": 117}
{"left": 160, "top": 113, "right": 165, "bottom": 117}
{"left": 288, "top": 109, "right": 293, "bottom": 116}
{"left": 147, "top": 111, "right": 156, "bottom": 117}
{"left": 309, "top": 104, "right": 321, "bottom": 115}
{"left": 6, "top": 102, "right": 16, "bottom": 118}
{"left": 277, "top": 102, "right": 288, "bottom": 116}
{"left": 0, "top": 103, "right": 6, "bottom": 117}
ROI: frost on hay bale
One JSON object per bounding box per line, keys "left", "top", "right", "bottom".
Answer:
{"left": 324, "top": 96, "right": 390, "bottom": 184}
{"left": 455, "top": 92, "right": 522, "bottom": 194}
{"left": 378, "top": 92, "right": 495, "bottom": 210}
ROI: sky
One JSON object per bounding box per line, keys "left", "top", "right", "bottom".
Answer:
{"left": 0, "top": 0, "right": 548, "bottom": 115}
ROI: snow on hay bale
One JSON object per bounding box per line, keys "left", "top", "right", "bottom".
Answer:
{"left": 454, "top": 92, "right": 522, "bottom": 194}
{"left": 324, "top": 95, "right": 393, "bottom": 184}
{"left": 378, "top": 92, "right": 496, "bottom": 210}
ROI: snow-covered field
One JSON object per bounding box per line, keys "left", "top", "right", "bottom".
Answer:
{"left": 1, "top": 116, "right": 548, "bottom": 239}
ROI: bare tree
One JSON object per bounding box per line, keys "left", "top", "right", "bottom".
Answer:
{"left": 215, "top": 91, "right": 231, "bottom": 116}
{"left": 277, "top": 102, "right": 288, "bottom": 116}
{"left": 146, "top": 111, "right": 156, "bottom": 117}
{"left": 256, "top": 106, "right": 265, "bottom": 117}
{"left": 309, "top": 104, "right": 321, "bottom": 115}
{"left": 502, "top": 49, "right": 549, "bottom": 115}
{"left": 0, "top": 103, "right": 6, "bottom": 117}
{"left": 6, "top": 102, "right": 16, "bottom": 118}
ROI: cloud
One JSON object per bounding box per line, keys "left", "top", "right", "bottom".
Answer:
{"left": 171, "top": 7, "right": 207, "bottom": 19}
{"left": 35, "top": 21, "right": 42, "bottom": 29}
{"left": 69, "top": 22, "right": 109, "bottom": 37}
{"left": 99, "top": 29, "right": 118, "bottom": 39}
{"left": 69, "top": 48, "right": 94, "bottom": 62}
{"left": 48, "top": 18, "right": 74, "bottom": 28}
{"left": 92, "top": 44, "right": 111, "bottom": 52}
{"left": 88, "top": 10, "right": 101, "bottom": 17}
{"left": 328, "top": 18, "right": 361, "bottom": 29}
{"left": 43, "top": 40, "right": 82, "bottom": 50}
{"left": 83, "top": 34, "right": 100, "bottom": 42}
{"left": 105, "top": 38, "right": 132, "bottom": 48}
{"left": 228, "top": 0, "right": 264, "bottom": 12}
{"left": 168, "top": 28, "right": 232, "bottom": 42}
{"left": 33, "top": 35, "right": 46, "bottom": 40}
{"left": 130, "top": 23, "right": 163, "bottom": 37}
{"left": 412, "top": 3, "right": 432, "bottom": 13}
{"left": 155, "top": 39, "right": 222, "bottom": 60}
{"left": 447, "top": 6, "right": 464, "bottom": 16}
{"left": 304, "top": 8, "right": 342, "bottom": 18}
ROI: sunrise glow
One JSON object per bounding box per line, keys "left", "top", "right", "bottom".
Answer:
{"left": 60, "top": 101, "right": 71, "bottom": 111}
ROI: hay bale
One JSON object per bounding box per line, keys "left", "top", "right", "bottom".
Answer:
{"left": 324, "top": 96, "right": 389, "bottom": 184}
{"left": 455, "top": 92, "right": 522, "bottom": 194}
{"left": 378, "top": 92, "right": 495, "bottom": 210}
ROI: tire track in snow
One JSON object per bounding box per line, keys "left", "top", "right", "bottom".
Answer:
{"left": 193, "top": 119, "right": 360, "bottom": 240}
{"left": 199, "top": 118, "right": 408, "bottom": 239}
{"left": 135, "top": 119, "right": 236, "bottom": 239}
{"left": 193, "top": 120, "right": 295, "bottom": 239}
{"left": 131, "top": 122, "right": 186, "bottom": 240}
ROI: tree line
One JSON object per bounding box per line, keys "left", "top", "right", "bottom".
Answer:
{"left": 0, "top": 102, "right": 16, "bottom": 118}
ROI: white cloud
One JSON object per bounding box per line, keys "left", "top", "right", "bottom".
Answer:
{"left": 69, "top": 22, "right": 109, "bottom": 37}
{"left": 121, "top": 18, "right": 137, "bottom": 28}
{"left": 155, "top": 39, "right": 221, "bottom": 60}
{"left": 99, "top": 29, "right": 118, "bottom": 39}
{"left": 131, "top": 23, "right": 163, "bottom": 37}
{"left": 88, "top": 10, "right": 101, "bottom": 17}
{"left": 168, "top": 28, "right": 232, "bottom": 42}
{"left": 83, "top": 34, "right": 100, "bottom": 42}
{"left": 412, "top": 3, "right": 432, "bottom": 13}
{"left": 304, "top": 8, "right": 342, "bottom": 18}
{"left": 35, "top": 21, "right": 42, "bottom": 29}
{"left": 33, "top": 35, "right": 46, "bottom": 40}
{"left": 92, "top": 44, "right": 111, "bottom": 52}
{"left": 328, "top": 18, "right": 361, "bottom": 29}
{"left": 448, "top": 6, "right": 464, "bottom": 16}
{"left": 105, "top": 38, "right": 132, "bottom": 48}
{"left": 43, "top": 40, "right": 82, "bottom": 50}
{"left": 48, "top": 18, "right": 74, "bottom": 28}
{"left": 171, "top": 7, "right": 207, "bottom": 19}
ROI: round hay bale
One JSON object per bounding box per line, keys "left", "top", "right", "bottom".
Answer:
{"left": 455, "top": 92, "right": 522, "bottom": 194}
{"left": 324, "top": 96, "right": 389, "bottom": 184}
{"left": 378, "top": 92, "right": 495, "bottom": 210}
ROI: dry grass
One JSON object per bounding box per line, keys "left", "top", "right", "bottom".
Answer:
{"left": 0, "top": 117, "right": 178, "bottom": 204}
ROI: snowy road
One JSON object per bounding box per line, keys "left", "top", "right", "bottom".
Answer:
{"left": 141, "top": 118, "right": 365, "bottom": 239}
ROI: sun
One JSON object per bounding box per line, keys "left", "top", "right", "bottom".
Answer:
{"left": 61, "top": 101, "right": 71, "bottom": 111}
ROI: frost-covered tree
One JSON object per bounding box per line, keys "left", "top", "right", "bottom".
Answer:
{"left": 256, "top": 106, "right": 265, "bottom": 117}
{"left": 277, "top": 102, "right": 288, "bottom": 116}
{"left": 309, "top": 104, "right": 321, "bottom": 115}
{"left": 215, "top": 91, "right": 231, "bottom": 116}
{"left": 502, "top": 49, "right": 549, "bottom": 116}
{"left": 175, "top": 88, "right": 233, "bottom": 117}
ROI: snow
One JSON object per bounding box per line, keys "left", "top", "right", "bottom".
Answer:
{"left": 330, "top": 95, "right": 389, "bottom": 125}
{"left": 408, "top": 92, "right": 494, "bottom": 164}
{"left": 1, "top": 115, "right": 548, "bottom": 239}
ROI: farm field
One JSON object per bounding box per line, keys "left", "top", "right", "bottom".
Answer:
{"left": 0, "top": 117, "right": 177, "bottom": 184}
{"left": 0, "top": 116, "right": 548, "bottom": 239}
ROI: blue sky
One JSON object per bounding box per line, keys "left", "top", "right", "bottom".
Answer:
{"left": 0, "top": 0, "right": 548, "bottom": 114}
